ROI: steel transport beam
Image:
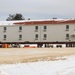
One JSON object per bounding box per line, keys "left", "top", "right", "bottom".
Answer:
{"left": 0, "top": 42, "right": 75, "bottom": 44}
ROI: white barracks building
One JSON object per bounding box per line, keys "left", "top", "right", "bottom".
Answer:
{"left": 0, "top": 19, "right": 75, "bottom": 47}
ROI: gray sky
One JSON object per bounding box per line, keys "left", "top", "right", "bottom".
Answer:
{"left": 0, "top": 0, "right": 75, "bottom": 20}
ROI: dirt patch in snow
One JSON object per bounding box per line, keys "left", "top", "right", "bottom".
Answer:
{"left": 0, "top": 48, "right": 75, "bottom": 64}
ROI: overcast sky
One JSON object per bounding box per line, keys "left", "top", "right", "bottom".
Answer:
{"left": 0, "top": 0, "right": 75, "bottom": 20}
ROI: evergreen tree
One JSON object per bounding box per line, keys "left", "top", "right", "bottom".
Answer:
{"left": 6, "top": 13, "right": 25, "bottom": 21}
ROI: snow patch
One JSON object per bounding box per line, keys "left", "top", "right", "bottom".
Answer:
{"left": 0, "top": 55, "right": 75, "bottom": 75}
{"left": 0, "top": 70, "right": 8, "bottom": 75}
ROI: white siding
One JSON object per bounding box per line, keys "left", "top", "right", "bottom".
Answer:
{"left": 40, "top": 24, "right": 75, "bottom": 42}
{"left": 0, "top": 23, "right": 75, "bottom": 42}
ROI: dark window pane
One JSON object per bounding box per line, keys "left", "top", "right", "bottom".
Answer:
{"left": 19, "top": 26, "right": 22, "bottom": 30}
{"left": 35, "top": 26, "right": 38, "bottom": 30}
{"left": 66, "top": 25, "right": 69, "bottom": 29}
{"left": 66, "top": 34, "right": 69, "bottom": 37}
{"left": 19, "top": 35, "right": 22, "bottom": 38}
{"left": 4, "top": 35, "right": 6, "bottom": 38}
{"left": 4, "top": 27, "right": 6, "bottom": 30}
{"left": 44, "top": 26, "right": 47, "bottom": 29}
{"left": 44, "top": 34, "right": 47, "bottom": 38}
{"left": 35, "top": 34, "right": 38, "bottom": 38}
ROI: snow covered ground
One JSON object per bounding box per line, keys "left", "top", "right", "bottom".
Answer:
{"left": 0, "top": 55, "right": 75, "bottom": 75}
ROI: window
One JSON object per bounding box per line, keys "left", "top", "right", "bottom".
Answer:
{"left": 35, "top": 26, "right": 38, "bottom": 32}
{"left": 19, "top": 34, "right": 22, "bottom": 40}
{"left": 66, "top": 25, "right": 69, "bottom": 31}
{"left": 35, "top": 34, "right": 38, "bottom": 40}
{"left": 4, "top": 35, "right": 6, "bottom": 40}
{"left": 4, "top": 27, "right": 6, "bottom": 30}
{"left": 35, "top": 26, "right": 38, "bottom": 30}
{"left": 44, "top": 26, "right": 47, "bottom": 30}
{"left": 66, "top": 34, "right": 69, "bottom": 39}
{"left": 19, "top": 26, "right": 22, "bottom": 32}
{"left": 44, "top": 34, "right": 47, "bottom": 40}
{"left": 66, "top": 34, "right": 69, "bottom": 37}
{"left": 3, "top": 27, "right": 6, "bottom": 32}
{"left": 43, "top": 26, "right": 47, "bottom": 31}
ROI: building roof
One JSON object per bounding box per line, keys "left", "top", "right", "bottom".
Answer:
{"left": 14, "top": 19, "right": 75, "bottom": 25}
{"left": 0, "top": 19, "right": 75, "bottom": 26}
{"left": 0, "top": 20, "right": 26, "bottom": 25}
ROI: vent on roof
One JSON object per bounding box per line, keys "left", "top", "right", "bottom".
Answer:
{"left": 53, "top": 17, "right": 57, "bottom": 19}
